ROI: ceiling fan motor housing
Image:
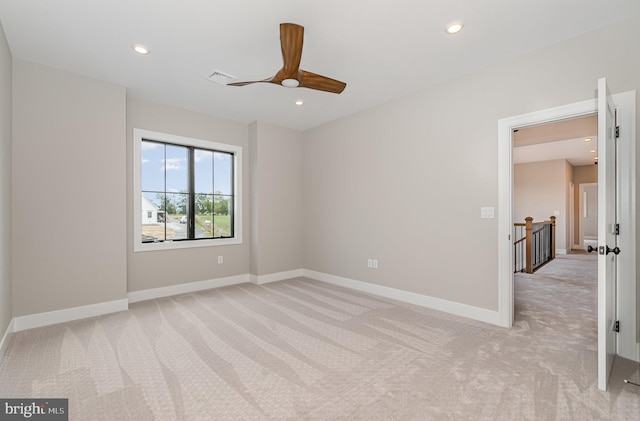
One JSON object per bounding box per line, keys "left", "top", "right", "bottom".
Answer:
{"left": 281, "top": 78, "right": 300, "bottom": 88}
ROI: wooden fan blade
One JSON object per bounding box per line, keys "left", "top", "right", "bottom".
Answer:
{"left": 279, "top": 23, "right": 304, "bottom": 78}
{"left": 227, "top": 77, "right": 278, "bottom": 87}
{"left": 227, "top": 80, "right": 263, "bottom": 87}
{"left": 299, "top": 70, "right": 346, "bottom": 94}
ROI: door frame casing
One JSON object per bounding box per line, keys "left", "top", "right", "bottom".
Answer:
{"left": 497, "top": 91, "right": 638, "bottom": 361}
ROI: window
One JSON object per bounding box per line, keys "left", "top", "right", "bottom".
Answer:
{"left": 133, "top": 129, "right": 242, "bottom": 251}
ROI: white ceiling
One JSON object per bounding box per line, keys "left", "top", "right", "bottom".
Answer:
{"left": 514, "top": 136, "right": 598, "bottom": 167}
{"left": 1, "top": 0, "right": 639, "bottom": 131}
{"left": 513, "top": 115, "right": 598, "bottom": 166}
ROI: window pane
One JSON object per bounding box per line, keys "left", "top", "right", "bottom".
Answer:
{"left": 141, "top": 141, "right": 165, "bottom": 192}
{"left": 214, "top": 152, "right": 233, "bottom": 195}
{"left": 194, "top": 149, "right": 213, "bottom": 194}
{"left": 165, "top": 144, "right": 189, "bottom": 193}
{"left": 214, "top": 195, "right": 233, "bottom": 237}
{"left": 166, "top": 193, "right": 188, "bottom": 240}
{"left": 141, "top": 193, "right": 165, "bottom": 242}
{"left": 136, "top": 132, "right": 239, "bottom": 249}
{"left": 195, "top": 193, "right": 214, "bottom": 239}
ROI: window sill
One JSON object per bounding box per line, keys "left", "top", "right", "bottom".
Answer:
{"left": 133, "top": 237, "right": 242, "bottom": 253}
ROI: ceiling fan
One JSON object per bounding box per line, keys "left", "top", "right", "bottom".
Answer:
{"left": 228, "top": 23, "right": 346, "bottom": 94}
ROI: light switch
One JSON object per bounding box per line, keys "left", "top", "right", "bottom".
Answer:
{"left": 553, "top": 210, "right": 560, "bottom": 216}
{"left": 481, "top": 207, "right": 495, "bottom": 219}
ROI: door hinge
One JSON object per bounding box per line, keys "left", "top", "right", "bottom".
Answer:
{"left": 615, "top": 223, "right": 620, "bottom": 235}
{"left": 615, "top": 320, "right": 620, "bottom": 333}
{"left": 615, "top": 126, "right": 620, "bottom": 138}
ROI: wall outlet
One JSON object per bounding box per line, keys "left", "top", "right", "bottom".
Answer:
{"left": 481, "top": 207, "right": 495, "bottom": 219}
{"left": 367, "top": 259, "right": 373, "bottom": 268}
{"left": 218, "top": 256, "right": 223, "bottom": 264}
{"left": 373, "top": 259, "right": 378, "bottom": 269}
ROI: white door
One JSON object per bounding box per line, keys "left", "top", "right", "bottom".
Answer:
{"left": 597, "top": 77, "right": 618, "bottom": 391}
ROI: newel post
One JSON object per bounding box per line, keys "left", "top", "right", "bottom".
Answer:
{"left": 525, "top": 216, "right": 533, "bottom": 274}
{"left": 550, "top": 216, "right": 556, "bottom": 260}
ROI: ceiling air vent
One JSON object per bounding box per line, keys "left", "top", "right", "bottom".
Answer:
{"left": 207, "top": 70, "right": 237, "bottom": 85}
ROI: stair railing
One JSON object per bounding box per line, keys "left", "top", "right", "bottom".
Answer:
{"left": 513, "top": 216, "right": 556, "bottom": 273}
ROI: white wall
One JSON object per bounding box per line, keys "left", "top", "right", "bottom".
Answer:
{"left": 126, "top": 97, "right": 249, "bottom": 292}
{"left": 303, "top": 99, "right": 500, "bottom": 310}
{"left": 0, "top": 23, "right": 12, "bottom": 337}
{"left": 584, "top": 184, "right": 598, "bottom": 237}
{"left": 514, "top": 160, "right": 569, "bottom": 252}
{"left": 302, "top": 17, "right": 640, "bottom": 313}
{"left": 12, "top": 60, "right": 127, "bottom": 317}
{"left": 249, "top": 122, "right": 303, "bottom": 277}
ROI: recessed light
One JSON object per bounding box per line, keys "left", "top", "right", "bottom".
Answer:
{"left": 590, "top": 149, "right": 597, "bottom": 153}
{"left": 295, "top": 100, "right": 304, "bottom": 106}
{"left": 445, "top": 21, "right": 464, "bottom": 34}
{"left": 132, "top": 44, "right": 150, "bottom": 55}
{"left": 594, "top": 156, "right": 599, "bottom": 160}
{"left": 584, "top": 138, "right": 592, "bottom": 142}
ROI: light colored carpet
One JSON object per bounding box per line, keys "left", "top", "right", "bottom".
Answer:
{"left": 1, "top": 259, "right": 639, "bottom": 420}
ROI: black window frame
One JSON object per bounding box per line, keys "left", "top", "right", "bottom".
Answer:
{"left": 140, "top": 139, "right": 236, "bottom": 244}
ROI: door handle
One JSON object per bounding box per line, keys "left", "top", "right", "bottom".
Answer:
{"left": 607, "top": 246, "right": 621, "bottom": 255}
{"left": 598, "top": 246, "right": 621, "bottom": 255}
{"left": 587, "top": 245, "right": 596, "bottom": 253}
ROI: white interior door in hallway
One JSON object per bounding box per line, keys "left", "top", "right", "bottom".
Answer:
{"left": 497, "top": 82, "right": 637, "bottom": 391}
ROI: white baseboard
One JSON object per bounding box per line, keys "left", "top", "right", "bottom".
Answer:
{"left": 252, "top": 269, "right": 304, "bottom": 285}
{"left": 12, "top": 299, "right": 129, "bottom": 332}
{"left": 0, "top": 318, "right": 15, "bottom": 360}
{"left": 556, "top": 248, "right": 567, "bottom": 255}
{"left": 6, "top": 268, "right": 502, "bottom": 336}
{"left": 303, "top": 270, "right": 502, "bottom": 326}
{"left": 127, "top": 274, "right": 250, "bottom": 304}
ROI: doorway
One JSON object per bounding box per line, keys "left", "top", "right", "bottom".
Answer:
{"left": 497, "top": 91, "right": 638, "bottom": 378}
{"left": 511, "top": 114, "right": 598, "bottom": 256}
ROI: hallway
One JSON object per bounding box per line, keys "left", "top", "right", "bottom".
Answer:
{"left": 515, "top": 252, "right": 640, "bottom": 398}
